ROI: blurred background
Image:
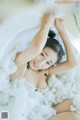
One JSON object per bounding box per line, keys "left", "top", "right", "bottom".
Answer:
{"left": 0, "top": 0, "right": 80, "bottom": 54}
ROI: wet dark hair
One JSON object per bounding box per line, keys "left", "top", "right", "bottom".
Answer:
{"left": 44, "top": 30, "right": 65, "bottom": 64}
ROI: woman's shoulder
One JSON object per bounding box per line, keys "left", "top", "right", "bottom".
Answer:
{"left": 15, "top": 52, "right": 26, "bottom": 67}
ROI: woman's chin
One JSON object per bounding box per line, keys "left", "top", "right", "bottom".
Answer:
{"left": 32, "top": 67, "right": 39, "bottom": 71}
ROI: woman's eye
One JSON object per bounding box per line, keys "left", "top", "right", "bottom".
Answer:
{"left": 41, "top": 53, "right": 44, "bottom": 57}
{"left": 46, "top": 62, "right": 50, "bottom": 65}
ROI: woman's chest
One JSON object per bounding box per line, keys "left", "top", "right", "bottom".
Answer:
{"left": 11, "top": 65, "right": 48, "bottom": 89}
{"left": 22, "top": 68, "right": 48, "bottom": 89}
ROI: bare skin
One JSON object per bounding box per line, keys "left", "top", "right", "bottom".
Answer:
{"left": 10, "top": 13, "right": 79, "bottom": 119}
{"left": 50, "top": 112, "right": 80, "bottom": 120}
{"left": 49, "top": 99, "right": 80, "bottom": 120}
{"left": 53, "top": 99, "right": 73, "bottom": 114}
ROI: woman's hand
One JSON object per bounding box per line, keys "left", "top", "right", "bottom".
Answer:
{"left": 55, "top": 18, "right": 66, "bottom": 33}
{"left": 41, "top": 13, "right": 55, "bottom": 28}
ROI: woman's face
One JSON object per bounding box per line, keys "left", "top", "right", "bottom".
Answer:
{"left": 29, "top": 47, "right": 58, "bottom": 70}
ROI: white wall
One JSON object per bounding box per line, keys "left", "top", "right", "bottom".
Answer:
{"left": 0, "top": 1, "right": 80, "bottom": 56}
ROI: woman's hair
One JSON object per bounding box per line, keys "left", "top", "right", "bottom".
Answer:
{"left": 44, "top": 30, "right": 65, "bottom": 64}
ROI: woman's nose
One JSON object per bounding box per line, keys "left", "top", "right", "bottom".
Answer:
{"left": 37, "top": 59, "right": 45, "bottom": 67}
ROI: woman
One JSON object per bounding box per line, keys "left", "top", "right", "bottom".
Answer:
{"left": 10, "top": 13, "right": 79, "bottom": 120}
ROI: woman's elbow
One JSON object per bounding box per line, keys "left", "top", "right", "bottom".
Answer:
{"left": 69, "top": 60, "right": 79, "bottom": 69}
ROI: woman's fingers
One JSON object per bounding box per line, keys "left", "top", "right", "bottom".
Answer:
{"left": 55, "top": 18, "right": 65, "bottom": 26}
{"left": 42, "top": 13, "right": 53, "bottom": 21}
{"left": 55, "top": 18, "right": 64, "bottom": 22}
{"left": 60, "top": 19, "right": 64, "bottom": 24}
{"left": 54, "top": 18, "right": 65, "bottom": 32}
{"left": 41, "top": 13, "right": 55, "bottom": 27}
{"left": 42, "top": 13, "right": 65, "bottom": 28}
{"left": 60, "top": 18, "right": 64, "bottom": 21}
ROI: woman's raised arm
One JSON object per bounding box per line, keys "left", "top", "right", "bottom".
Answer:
{"left": 48, "top": 18, "right": 79, "bottom": 76}
{"left": 15, "top": 13, "right": 54, "bottom": 66}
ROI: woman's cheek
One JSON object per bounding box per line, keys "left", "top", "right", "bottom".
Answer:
{"left": 45, "top": 65, "right": 49, "bottom": 69}
{"left": 47, "top": 65, "right": 51, "bottom": 69}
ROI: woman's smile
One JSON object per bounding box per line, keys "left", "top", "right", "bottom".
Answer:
{"left": 33, "top": 61, "right": 39, "bottom": 68}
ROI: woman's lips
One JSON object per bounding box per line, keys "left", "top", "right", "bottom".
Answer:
{"left": 33, "top": 61, "right": 38, "bottom": 68}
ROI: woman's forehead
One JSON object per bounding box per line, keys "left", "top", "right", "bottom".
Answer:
{"left": 43, "top": 47, "right": 57, "bottom": 57}
{"left": 43, "top": 47, "right": 58, "bottom": 62}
